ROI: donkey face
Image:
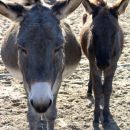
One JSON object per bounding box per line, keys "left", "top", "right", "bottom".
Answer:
{"left": 83, "top": 0, "right": 129, "bottom": 70}
{"left": 92, "top": 7, "right": 118, "bottom": 69}
{"left": 17, "top": 5, "right": 64, "bottom": 113}
{"left": 0, "top": 0, "right": 83, "bottom": 113}
{"left": 17, "top": 5, "right": 64, "bottom": 85}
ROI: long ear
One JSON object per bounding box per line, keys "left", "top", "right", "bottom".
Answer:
{"left": 82, "top": 0, "right": 98, "bottom": 14}
{"left": 0, "top": 1, "right": 27, "bottom": 21}
{"left": 52, "top": 0, "right": 83, "bottom": 20}
{"left": 112, "top": 0, "right": 130, "bottom": 15}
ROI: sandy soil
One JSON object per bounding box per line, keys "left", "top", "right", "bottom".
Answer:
{"left": 0, "top": 1, "right": 130, "bottom": 130}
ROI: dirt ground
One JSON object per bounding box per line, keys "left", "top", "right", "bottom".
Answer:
{"left": 0, "top": 1, "right": 130, "bottom": 130}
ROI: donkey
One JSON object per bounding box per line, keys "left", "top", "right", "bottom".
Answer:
{"left": 0, "top": 0, "right": 82, "bottom": 129}
{"left": 80, "top": 0, "right": 129, "bottom": 127}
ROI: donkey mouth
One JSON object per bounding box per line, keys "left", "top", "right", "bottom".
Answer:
{"left": 31, "top": 99, "right": 52, "bottom": 113}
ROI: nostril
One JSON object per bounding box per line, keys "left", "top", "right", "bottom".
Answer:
{"left": 30, "top": 99, "right": 34, "bottom": 107}
{"left": 48, "top": 99, "right": 52, "bottom": 107}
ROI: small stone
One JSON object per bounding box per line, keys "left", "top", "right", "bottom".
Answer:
{"left": 126, "top": 97, "right": 130, "bottom": 105}
{"left": 86, "top": 99, "right": 93, "bottom": 108}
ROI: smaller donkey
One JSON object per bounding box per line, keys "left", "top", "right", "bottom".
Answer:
{"left": 0, "top": 0, "right": 82, "bottom": 129}
{"left": 80, "top": 0, "right": 129, "bottom": 127}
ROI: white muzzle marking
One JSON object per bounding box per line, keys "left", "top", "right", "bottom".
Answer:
{"left": 30, "top": 82, "right": 53, "bottom": 106}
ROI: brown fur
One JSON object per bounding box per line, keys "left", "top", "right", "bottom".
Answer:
{"left": 80, "top": 0, "right": 128, "bottom": 127}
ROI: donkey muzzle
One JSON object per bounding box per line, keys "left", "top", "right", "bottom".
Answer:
{"left": 30, "top": 82, "right": 53, "bottom": 113}
{"left": 30, "top": 98, "right": 52, "bottom": 113}
{"left": 97, "top": 60, "right": 110, "bottom": 70}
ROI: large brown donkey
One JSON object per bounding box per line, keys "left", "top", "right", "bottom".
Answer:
{"left": 0, "top": 0, "right": 82, "bottom": 130}
{"left": 80, "top": 0, "right": 129, "bottom": 127}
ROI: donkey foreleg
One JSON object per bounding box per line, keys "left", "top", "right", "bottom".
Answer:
{"left": 45, "top": 77, "right": 62, "bottom": 130}
{"left": 87, "top": 70, "right": 93, "bottom": 98}
{"left": 44, "top": 98, "right": 57, "bottom": 130}
{"left": 91, "top": 65, "right": 102, "bottom": 126}
{"left": 93, "top": 75, "right": 102, "bottom": 124}
{"left": 27, "top": 101, "right": 43, "bottom": 130}
{"left": 103, "top": 65, "right": 116, "bottom": 126}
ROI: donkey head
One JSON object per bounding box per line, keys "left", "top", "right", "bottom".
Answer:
{"left": 0, "top": 0, "right": 82, "bottom": 113}
{"left": 82, "top": 0, "right": 129, "bottom": 70}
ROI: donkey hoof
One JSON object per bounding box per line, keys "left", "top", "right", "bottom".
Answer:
{"left": 90, "top": 125, "right": 100, "bottom": 130}
{"left": 92, "top": 122, "right": 100, "bottom": 130}
{"left": 103, "top": 110, "right": 112, "bottom": 124}
{"left": 103, "top": 116, "right": 112, "bottom": 128}
{"left": 93, "top": 122, "right": 99, "bottom": 127}
{"left": 102, "top": 122, "right": 111, "bottom": 129}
